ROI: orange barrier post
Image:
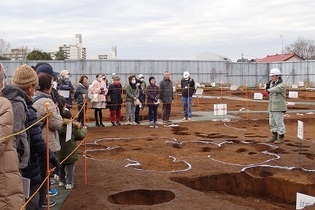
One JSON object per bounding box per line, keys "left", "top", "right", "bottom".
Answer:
{"left": 45, "top": 102, "right": 51, "bottom": 210}
{"left": 83, "top": 94, "right": 88, "bottom": 185}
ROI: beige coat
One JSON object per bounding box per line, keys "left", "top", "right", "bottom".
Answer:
{"left": 0, "top": 97, "right": 24, "bottom": 210}
{"left": 33, "top": 91, "right": 63, "bottom": 152}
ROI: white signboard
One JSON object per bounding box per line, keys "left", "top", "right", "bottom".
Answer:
{"left": 66, "top": 123, "right": 72, "bottom": 142}
{"left": 289, "top": 91, "right": 299, "bottom": 98}
{"left": 230, "top": 85, "right": 238, "bottom": 91}
{"left": 214, "top": 104, "right": 227, "bottom": 116}
{"left": 296, "top": 192, "right": 315, "bottom": 209}
{"left": 59, "top": 90, "right": 70, "bottom": 98}
{"left": 298, "top": 82, "right": 304, "bottom": 87}
{"left": 254, "top": 93, "right": 263, "bottom": 100}
{"left": 292, "top": 84, "right": 298, "bottom": 89}
{"left": 195, "top": 88, "right": 204, "bottom": 95}
{"left": 297, "top": 120, "right": 304, "bottom": 140}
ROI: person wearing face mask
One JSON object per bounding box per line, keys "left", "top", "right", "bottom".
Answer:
{"left": 90, "top": 73, "right": 108, "bottom": 127}
{"left": 58, "top": 70, "right": 75, "bottom": 110}
{"left": 181, "top": 71, "right": 195, "bottom": 120}
{"left": 134, "top": 75, "right": 145, "bottom": 124}
{"left": 125, "top": 75, "right": 139, "bottom": 125}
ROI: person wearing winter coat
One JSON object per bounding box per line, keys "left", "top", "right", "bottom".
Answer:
{"left": 181, "top": 71, "right": 195, "bottom": 120}
{"left": 33, "top": 73, "right": 63, "bottom": 153}
{"left": 125, "top": 75, "right": 139, "bottom": 125}
{"left": 90, "top": 73, "right": 108, "bottom": 127}
{"left": 266, "top": 68, "right": 287, "bottom": 144}
{"left": 32, "top": 73, "right": 63, "bottom": 208}
{"left": 159, "top": 71, "right": 174, "bottom": 126}
{"left": 106, "top": 75, "right": 123, "bottom": 126}
{"left": 146, "top": 76, "right": 160, "bottom": 128}
{"left": 34, "top": 63, "right": 63, "bottom": 115}
{"left": 57, "top": 110, "right": 87, "bottom": 190}
{"left": 58, "top": 70, "right": 75, "bottom": 109}
{"left": 74, "top": 75, "right": 89, "bottom": 126}
{"left": 0, "top": 67, "right": 24, "bottom": 210}
{"left": 3, "top": 64, "right": 59, "bottom": 210}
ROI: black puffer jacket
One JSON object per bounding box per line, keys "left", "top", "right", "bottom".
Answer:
{"left": 106, "top": 82, "right": 123, "bottom": 110}
{"left": 22, "top": 106, "right": 58, "bottom": 186}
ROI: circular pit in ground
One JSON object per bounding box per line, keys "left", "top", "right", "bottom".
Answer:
{"left": 107, "top": 189, "right": 176, "bottom": 205}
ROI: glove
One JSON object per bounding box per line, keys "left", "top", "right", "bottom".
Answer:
{"left": 262, "top": 90, "right": 268, "bottom": 97}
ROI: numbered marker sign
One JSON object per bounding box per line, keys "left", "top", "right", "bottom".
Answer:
{"left": 296, "top": 192, "right": 315, "bottom": 209}
{"left": 297, "top": 120, "right": 303, "bottom": 140}
{"left": 254, "top": 93, "right": 263, "bottom": 100}
{"left": 195, "top": 88, "right": 204, "bottom": 95}
{"left": 289, "top": 91, "right": 298, "bottom": 98}
{"left": 214, "top": 104, "right": 227, "bottom": 116}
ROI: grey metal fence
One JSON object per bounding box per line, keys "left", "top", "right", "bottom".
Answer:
{"left": 1, "top": 60, "right": 315, "bottom": 87}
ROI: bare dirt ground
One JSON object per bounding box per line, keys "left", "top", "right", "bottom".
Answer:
{"left": 60, "top": 88, "right": 315, "bottom": 210}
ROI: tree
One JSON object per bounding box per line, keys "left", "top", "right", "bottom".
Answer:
{"left": 284, "top": 37, "right": 315, "bottom": 60}
{"left": 0, "top": 55, "right": 10, "bottom": 60}
{"left": 26, "top": 50, "right": 52, "bottom": 60}
{"left": 0, "top": 39, "right": 11, "bottom": 56}
{"left": 54, "top": 47, "right": 67, "bottom": 60}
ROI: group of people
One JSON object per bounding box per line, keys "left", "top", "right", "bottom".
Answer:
{"left": 87, "top": 70, "right": 196, "bottom": 128}
{"left": 0, "top": 63, "right": 287, "bottom": 209}
{"left": 0, "top": 63, "right": 88, "bottom": 210}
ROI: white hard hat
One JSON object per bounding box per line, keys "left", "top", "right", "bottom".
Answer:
{"left": 269, "top": 68, "right": 281, "bottom": 76}
{"left": 138, "top": 74, "right": 144, "bottom": 78}
{"left": 183, "top": 71, "right": 190, "bottom": 79}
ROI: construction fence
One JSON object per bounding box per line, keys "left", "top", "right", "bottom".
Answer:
{"left": 1, "top": 59, "right": 315, "bottom": 87}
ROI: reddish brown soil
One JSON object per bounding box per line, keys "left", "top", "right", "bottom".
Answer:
{"left": 61, "top": 88, "right": 315, "bottom": 210}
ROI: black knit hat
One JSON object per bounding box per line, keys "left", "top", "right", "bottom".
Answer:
{"left": 149, "top": 76, "right": 155, "bottom": 83}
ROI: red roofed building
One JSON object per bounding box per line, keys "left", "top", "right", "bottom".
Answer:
{"left": 257, "top": 53, "right": 304, "bottom": 62}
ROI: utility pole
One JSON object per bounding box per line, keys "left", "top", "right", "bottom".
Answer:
{"left": 280, "top": 35, "right": 284, "bottom": 54}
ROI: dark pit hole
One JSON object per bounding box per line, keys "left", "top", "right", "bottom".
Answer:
{"left": 202, "top": 147, "right": 212, "bottom": 152}
{"left": 171, "top": 172, "right": 315, "bottom": 204}
{"left": 236, "top": 148, "right": 248, "bottom": 153}
{"left": 248, "top": 152, "right": 256, "bottom": 155}
{"left": 107, "top": 189, "right": 175, "bottom": 205}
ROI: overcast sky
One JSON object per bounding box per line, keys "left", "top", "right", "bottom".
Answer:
{"left": 1, "top": 0, "right": 315, "bottom": 61}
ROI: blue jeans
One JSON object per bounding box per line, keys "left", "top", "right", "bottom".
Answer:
{"left": 148, "top": 105, "right": 158, "bottom": 123}
{"left": 182, "top": 96, "right": 192, "bottom": 118}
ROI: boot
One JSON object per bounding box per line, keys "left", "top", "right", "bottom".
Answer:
{"left": 274, "top": 134, "right": 284, "bottom": 144}
{"left": 266, "top": 132, "right": 277, "bottom": 142}
{"left": 94, "top": 110, "right": 100, "bottom": 126}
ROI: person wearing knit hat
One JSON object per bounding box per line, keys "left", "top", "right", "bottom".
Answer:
{"left": 12, "top": 64, "right": 39, "bottom": 91}
{"left": 2, "top": 64, "right": 59, "bottom": 209}
{"left": 146, "top": 76, "right": 160, "bottom": 128}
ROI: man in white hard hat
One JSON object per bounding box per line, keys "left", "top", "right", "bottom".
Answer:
{"left": 181, "top": 71, "right": 195, "bottom": 120}
{"left": 266, "top": 68, "right": 287, "bottom": 144}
